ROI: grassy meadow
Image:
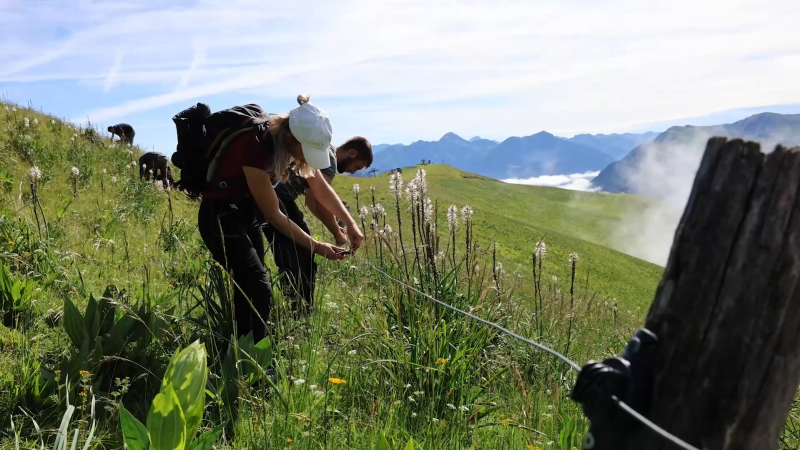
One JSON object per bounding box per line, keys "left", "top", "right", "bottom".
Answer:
{"left": 1, "top": 101, "right": 798, "bottom": 450}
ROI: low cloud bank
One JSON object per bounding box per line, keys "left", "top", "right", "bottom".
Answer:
{"left": 503, "top": 171, "right": 600, "bottom": 191}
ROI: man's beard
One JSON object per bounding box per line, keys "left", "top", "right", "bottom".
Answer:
{"left": 337, "top": 156, "right": 357, "bottom": 174}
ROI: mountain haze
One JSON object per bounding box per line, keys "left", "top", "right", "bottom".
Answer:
{"left": 592, "top": 112, "right": 800, "bottom": 195}
{"left": 568, "top": 132, "right": 659, "bottom": 159}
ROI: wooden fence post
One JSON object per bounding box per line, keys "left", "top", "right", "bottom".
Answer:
{"left": 627, "top": 137, "right": 800, "bottom": 449}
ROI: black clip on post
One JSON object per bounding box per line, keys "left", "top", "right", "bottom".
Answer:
{"left": 571, "top": 328, "right": 659, "bottom": 449}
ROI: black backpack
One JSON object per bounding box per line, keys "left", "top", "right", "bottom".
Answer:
{"left": 170, "top": 103, "right": 273, "bottom": 198}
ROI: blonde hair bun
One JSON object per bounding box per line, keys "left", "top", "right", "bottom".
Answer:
{"left": 297, "top": 94, "right": 310, "bottom": 105}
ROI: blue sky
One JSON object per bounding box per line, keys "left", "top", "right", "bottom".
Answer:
{"left": 2, "top": 0, "right": 800, "bottom": 155}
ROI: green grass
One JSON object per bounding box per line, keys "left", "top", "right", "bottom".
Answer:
{"left": 2, "top": 101, "right": 797, "bottom": 450}
{"left": 335, "top": 165, "right": 662, "bottom": 308}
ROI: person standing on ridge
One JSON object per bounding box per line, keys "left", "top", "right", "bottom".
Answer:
{"left": 108, "top": 123, "right": 135, "bottom": 145}
{"left": 267, "top": 136, "right": 373, "bottom": 315}
{"left": 197, "top": 95, "right": 363, "bottom": 340}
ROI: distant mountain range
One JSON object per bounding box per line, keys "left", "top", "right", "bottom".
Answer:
{"left": 592, "top": 113, "right": 800, "bottom": 195}
{"left": 360, "top": 130, "right": 655, "bottom": 179}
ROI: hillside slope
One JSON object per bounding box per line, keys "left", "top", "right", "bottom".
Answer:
{"left": 335, "top": 165, "right": 662, "bottom": 307}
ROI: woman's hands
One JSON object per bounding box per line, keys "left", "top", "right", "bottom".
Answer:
{"left": 314, "top": 241, "right": 350, "bottom": 261}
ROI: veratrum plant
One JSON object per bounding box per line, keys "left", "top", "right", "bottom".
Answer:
{"left": 60, "top": 286, "right": 172, "bottom": 392}
{"left": 119, "top": 340, "right": 221, "bottom": 450}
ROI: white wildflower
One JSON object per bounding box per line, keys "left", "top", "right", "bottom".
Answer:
{"left": 130, "top": 161, "right": 136, "bottom": 168}
{"left": 447, "top": 404, "right": 456, "bottom": 410}
{"left": 432, "top": 418, "right": 439, "bottom": 423}
{"left": 372, "top": 203, "right": 385, "bottom": 219}
{"left": 408, "top": 396, "right": 416, "bottom": 403}
{"left": 459, "top": 405, "right": 470, "bottom": 412}
{"left": 3, "top": 105, "right": 7, "bottom": 112}
{"left": 347, "top": 349, "right": 357, "bottom": 356}
{"left": 28, "top": 166, "right": 42, "bottom": 182}
{"left": 447, "top": 205, "right": 458, "bottom": 231}
{"left": 535, "top": 240, "right": 547, "bottom": 259}
{"left": 461, "top": 205, "right": 474, "bottom": 224}
{"left": 359, "top": 206, "right": 368, "bottom": 220}
{"left": 294, "top": 378, "right": 306, "bottom": 385}
{"left": 403, "top": 384, "right": 412, "bottom": 389}
{"left": 309, "top": 384, "right": 317, "bottom": 390}
{"left": 32, "top": 118, "right": 38, "bottom": 126}
{"left": 413, "top": 391, "right": 424, "bottom": 397}
{"left": 353, "top": 184, "right": 360, "bottom": 194}
{"left": 11, "top": 107, "right": 16, "bottom": 112}
{"left": 71, "top": 167, "right": 80, "bottom": 177}
{"left": 50, "top": 119, "right": 55, "bottom": 125}
{"left": 569, "top": 252, "right": 579, "bottom": 263}
{"left": 111, "top": 176, "right": 117, "bottom": 183}
{"left": 552, "top": 275, "right": 558, "bottom": 283}
{"left": 370, "top": 185, "right": 375, "bottom": 193}
{"left": 423, "top": 197, "right": 434, "bottom": 223}
{"left": 23, "top": 117, "right": 29, "bottom": 127}
{"left": 102, "top": 168, "right": 107, "bottom": 175}
{"left": 389, "top": 172, "right": 403, "bottom": 200}
{"left": 326, "top": 301, "right": 339, "bottom": 310}
{"left": 405, "top": 178, "right": 419, "bottom": 203}
{"left": 384, "top": 224, "right": 393, "bottom": 234}
{"left": 155, "top": 180, "right": 164, "bottom": 190}
{"left": 312, "top": 390, "right": 325, "bottom": 397}
{"left": 411, "top": 412, "right": 417, "bottom": 417}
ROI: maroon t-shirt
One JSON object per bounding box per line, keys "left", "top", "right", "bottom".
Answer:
{"left": 203, "top": 129, "right": 276, "bottom": 200}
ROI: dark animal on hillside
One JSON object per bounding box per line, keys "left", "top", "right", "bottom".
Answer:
{"left": 138, "top": 152, "right": 174, "bottom": 186}
{"left": 108, "top": 123, "right": 135, "bottom": 145}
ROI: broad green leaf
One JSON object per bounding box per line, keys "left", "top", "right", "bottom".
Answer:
{"left": 253, "top": 337, "right": 272, "bottom": 370}
{"left": 63, "top": 297, "right": 88, "bottom": 349}
{"left": 187, "top": 427, "right": 223, "bottom": 450}
{"left": 162, "top": 341, "right": 207, "bottom": 442}
{"left": 119, "top": 405, "right": 149, "bottom": 450}
{"left": 375, "top": 431, "right": 392, "bottom": 450}
{"left": 147, "top": 385, "right": 186, "bottom": 450}
{"left": 403, "top": 438, "right": 416, "bottom": 450}
{"left": 84, "top": 295, "right": 100, "bottom": 340}
{"left": 103, "top": 315, "right": 136, "bottom": 355}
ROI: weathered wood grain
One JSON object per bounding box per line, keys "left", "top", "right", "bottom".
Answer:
{"left": 629, "top": 138, "right": 800, "bottom": 450}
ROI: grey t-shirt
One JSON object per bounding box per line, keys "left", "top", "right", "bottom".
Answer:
{"left": 278, "top": 145, "right": 337, "bottom": 200}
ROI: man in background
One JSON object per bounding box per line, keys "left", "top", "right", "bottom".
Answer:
{"left": 108, "top": 123, "right": 135, "bottom": 145}
{"left": 264, "top": 136, "right": 372, "bottom": 315}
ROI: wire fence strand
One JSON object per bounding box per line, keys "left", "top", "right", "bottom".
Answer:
{"left": 361, "top": 258, "right": 700, "bottom": 450}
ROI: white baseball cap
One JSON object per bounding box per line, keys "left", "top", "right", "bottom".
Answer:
{"left": 289, "top": 96, "right": 332, "bottom": 170}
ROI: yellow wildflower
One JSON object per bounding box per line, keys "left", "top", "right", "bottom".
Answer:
{"left": 79, "top": 370, "right": 90, "bottom": 376}
{"left": 436, "top": 358, "right": 448, "bottom": 365}
{"left": 609, "top": 347, "right": 615, "bottom": 353}
{"left": 328, "top": 377, "right": 347, "bottom": 385}
{"left": 500, "top": 418, "right": 512, "bottom": 427}
{"left": 7, "top": 240, "right": 14, "bottom": 246}
{"left": 79, "top": 391, "right": 87, "bottom": 397}
{"left": 526, "top": 445, "right": 540, "bottom": 450}
{"left": 286, "top": 438, "right": 293, "bottom": 444}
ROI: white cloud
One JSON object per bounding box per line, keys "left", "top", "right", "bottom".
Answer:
{"left": 103, "top": 50, "right": 124, "bottom": 93}
{"left": 503, "top": 171, "right": 600, "bottom": 191}
{"left": 1, "top": 0, "right": 799, "bottom": 146}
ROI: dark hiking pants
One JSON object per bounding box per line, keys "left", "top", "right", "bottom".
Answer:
{"left": 198, "top": 198, "right": 272, "bottom": 341}
{"left": 262, "top": 189, "right": 318, "bottom": 316}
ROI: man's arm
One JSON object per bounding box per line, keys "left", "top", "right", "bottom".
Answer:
{"left": 306, "top": 174, "right": 347, "bottom": 245}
